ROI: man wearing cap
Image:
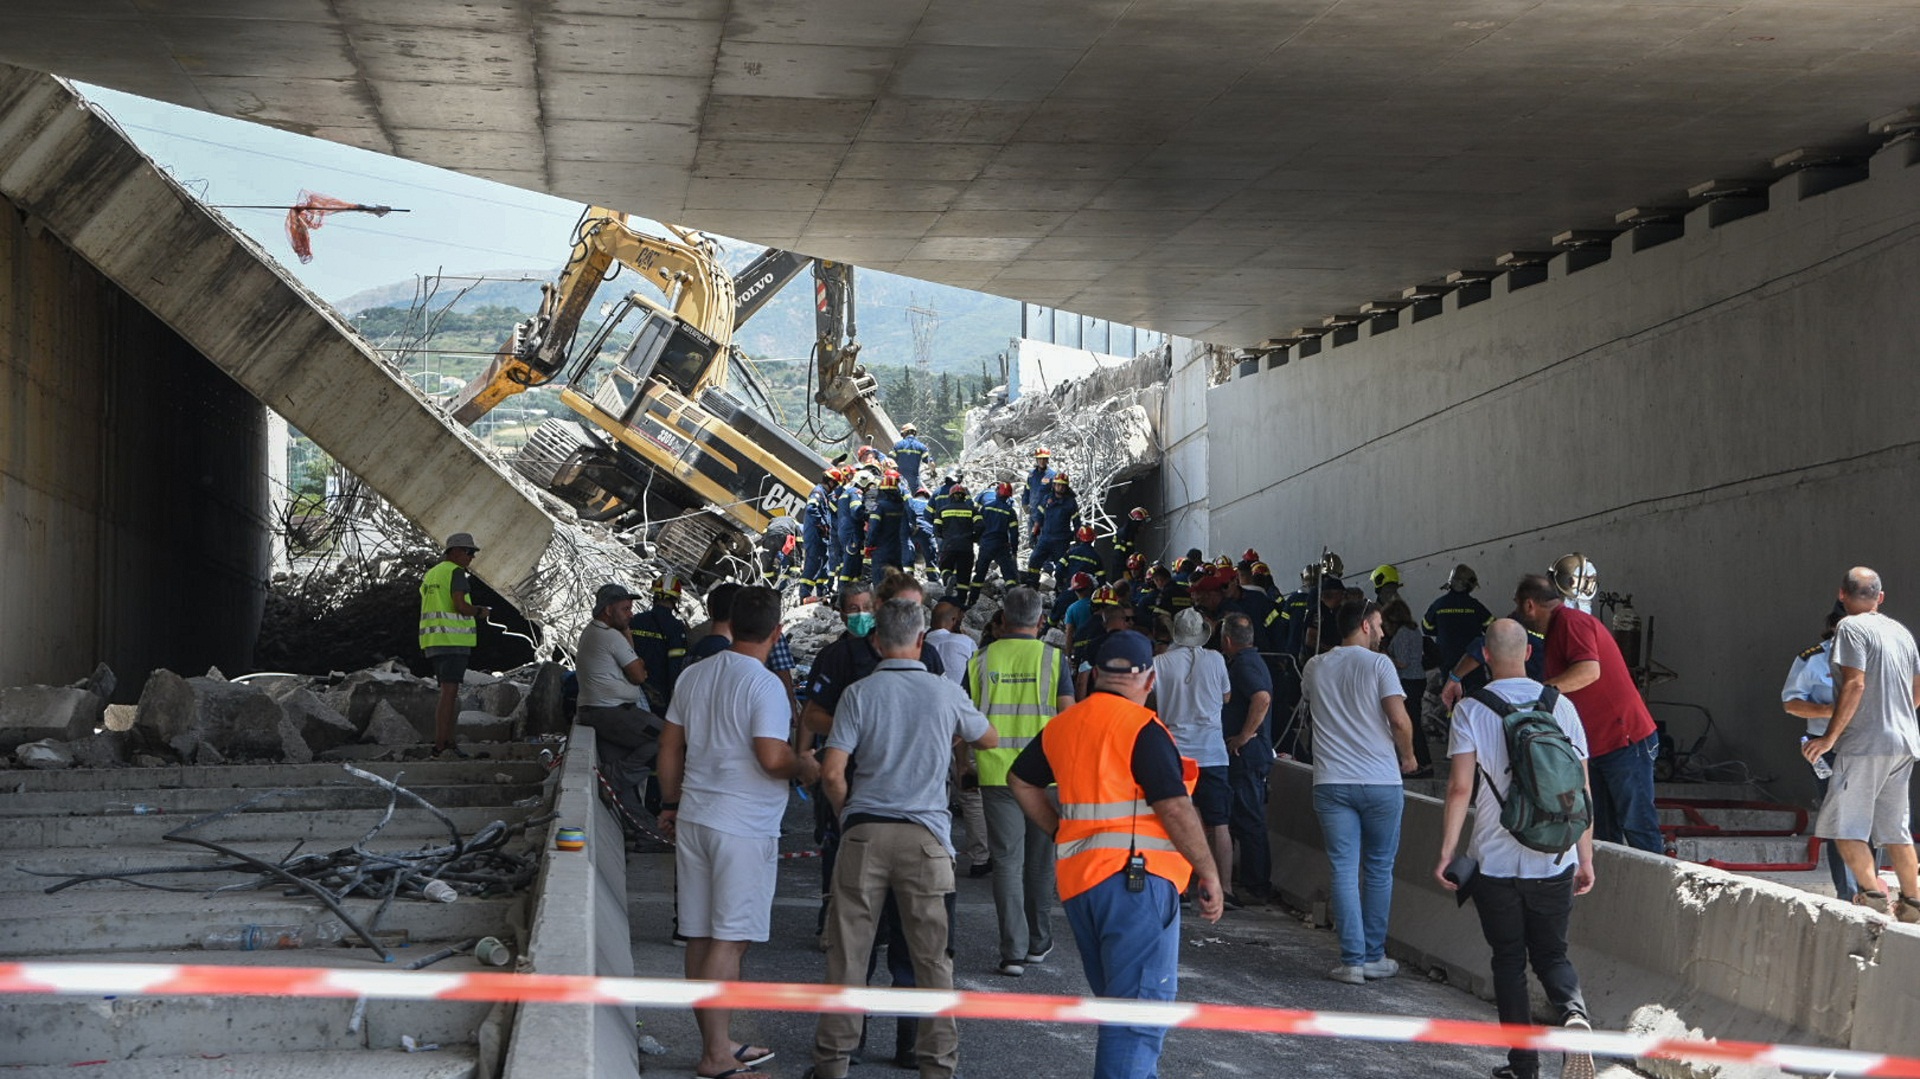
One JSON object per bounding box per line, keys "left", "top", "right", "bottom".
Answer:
{"left": 1021, "top": 448, "right": 1057, "bottom": 517}
{"left": 1155, "top": 609, "right": 1235, "bottom": 905}
{"left": 419, "top": 532, "right": 489, "bottom": 757}
{"left": 972, "top": 482, "right": 1021, "bottom": 599}
{"left": 1026, "top": 474, "right": 1079, "bottom": 587}
{"left": 1109, "top": 507, "right": 1150, "bottom": 580}
{"left": 1059, "top": 527, "right": 1104, "bottom": 600}
{"left": 1008, "top": 629, "right": 1222, "bottom": 1077}
{"left": 936, "top": 484, "right": 979, "bottom": 606}
{"left": 966, "top": 586, "right": 1074, "bottom": 977}
{"left": 576, "top": 583, "right": 658, "bottom": 817}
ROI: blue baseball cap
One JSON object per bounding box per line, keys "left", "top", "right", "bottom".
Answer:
{"left": 1092, "top": 630, "right": 1155, "bottom": 673}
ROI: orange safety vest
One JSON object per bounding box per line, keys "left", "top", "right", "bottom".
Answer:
{"left": 1044, "top": 693, "right": 1198, "bottom": 902}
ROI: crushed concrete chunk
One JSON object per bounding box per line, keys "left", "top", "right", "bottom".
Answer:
{"left": 457, "top": 709, "right": 515, "bottom": 743}
{"left": 524, "top": 663, "right": 566, "bottom": 737}
{"left": 266, "top": 684, "right": 358, "bottom": 753}
{"left": 70, "top": 661, "right": 116, "bottom": 701}
{"left": 475, "top": 680, "right": 523, "bottom": 718}
{"left": 66, "top": 731, "right": 130, "bottom": 768}
{"left": 133, "top": 670, "right": 308, "bottom": 762}
{"left": 363, "top": 700, "right": 420, "bottom": 746}
{"left": 325, "top": 669, "right": 439, "bottom": 735}
{"left": 16, "top": 738, "right": 75, "bottom": 769}
{"left": 0, "top": 685, "right": 106, "bottom": 751}
{"left": 102, "top": 703, "right": 136, "bottom": 732}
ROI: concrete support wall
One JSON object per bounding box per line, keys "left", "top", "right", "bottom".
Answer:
{"left": 1158, "top": 336, "right": 1211, "bottom": 558}
{"left": 1210, "top": 141, "right": 1920, "bottom": 803}
{"left": 506, "top": 726, "right": 637, "bottom": 1079}
{"left": 0, "top": 200, "right": 268, "bottom": 688}
{"left": 1266, "top": 762, "right": 1920, "bottom": 1062}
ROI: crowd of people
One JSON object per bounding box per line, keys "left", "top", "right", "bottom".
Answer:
{"left": 422, "top": 500, "right": 1920, "bottom": 1079}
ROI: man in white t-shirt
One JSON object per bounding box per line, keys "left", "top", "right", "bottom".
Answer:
{"left": 657, "top": 586, "right": 819, "bottom": 1079}
{"left": 1435, "top": 618, "right": 1596, "bottom": 1079}
{"left": 1300, "top": 598, "right": 1417, "bottom": 984}
{"left": 1153, "top": 608, "right": 1234, "bottom": 903}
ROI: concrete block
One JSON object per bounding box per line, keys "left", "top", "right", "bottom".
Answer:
{"left": 138, "top": 673, "right": 309, "bottom": 762}
{"left": 457, "top": 709, "right": 515, "bottom": 743}
{"left": 102, "top": 703, "right": 136, "bottom": 732}
{"left": 14, "top": 738, "right": 74, "bottom": 769}
{"left": 475, "top": 680, "right": 523, "bottom": 718}
{"left": 65, "top": 730, "right": 130, "bottom": 768}
{"left": 524, "top": 662, "right": 567, "bottom": 737}
{"left": 266, "top": 684, "right": 358, "bottom": 753}
{"left": 0, "top": 685, "right": 105, "bottom": 751}
{"left": 324, "top": 669, "right": 440, "bottom": 735}
{"left": 69, "top": 661, "right": 116, "bottom": 701}
{"left": 364, "top": 700, "right": 422, "bottom": 746}
{"left": 1854, "top": 924, "right": 1920, "bottom": 1053}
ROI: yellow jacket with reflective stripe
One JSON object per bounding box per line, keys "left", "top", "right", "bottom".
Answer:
{"left": 418, "top": 560, "right": 476, "bottom": 649}
{"left": 1045, "top": 693, "right": 1197, "bottom": 901}
{"left": 968, "top": 637, "right": 1063, "bottom": 787}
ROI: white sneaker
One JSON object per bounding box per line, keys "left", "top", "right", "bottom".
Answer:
{"left": 1326, "top": 964, "right": 1366, "bottom": 985}
{"left": 1025, "top": 942, "right": 1054, "bottom": 964}
{"left": 1361, "top": 958, "right": 1400, "bottom": 980}
{"left": 1561, "top": 1014, "right": 1596, "bottom": 1079}
{"left": 997, "top": 959, "right": 1025, "bottom": 977}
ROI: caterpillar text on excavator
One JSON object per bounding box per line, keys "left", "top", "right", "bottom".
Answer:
{"left": 445, "top": 207, "right": 899, "bottom": 583}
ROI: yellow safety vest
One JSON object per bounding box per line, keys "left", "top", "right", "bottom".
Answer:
{"left": 418, "top": 560, "right": 476, "bottom": 650}
{"left": 969, "top": 637, "right": 1062, "bottom": 787}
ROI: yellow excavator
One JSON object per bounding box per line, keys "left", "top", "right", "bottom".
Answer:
{"left": 445, "top": 207, "right": 899, "bottom": 581}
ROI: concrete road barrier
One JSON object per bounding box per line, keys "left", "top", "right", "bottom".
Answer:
{"left": 1265, "top": 760, "right": 1920, "bottom": 1068}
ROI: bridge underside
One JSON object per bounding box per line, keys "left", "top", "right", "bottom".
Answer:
{"left": 1, "top": 1, "right": 1915, "bottom": 343}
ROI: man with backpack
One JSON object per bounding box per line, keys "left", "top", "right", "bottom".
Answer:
{"left": 1434, "top": 619, "right": 1597, "bottom": 1079}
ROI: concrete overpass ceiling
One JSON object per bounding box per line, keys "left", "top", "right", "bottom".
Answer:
{"left": 4, "top": 1, "right": 1917, "bottom": 343}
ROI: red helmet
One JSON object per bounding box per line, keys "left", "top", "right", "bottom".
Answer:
{"left": 1129, "top": 507, "right": 1149, "bottom": 521}
{"left": 914, "top": 487, "right": 929, "bottom": 498}
{"left": 996, "top": 481, "right": 1013, "bottom": 499}
{"left": 880, "top": 470, "right": 901, "bottom": 490}
{"left": 857, "top": 444, "right": 876, "bottom": 459}
{"left": 1252, "top": 561, "right": 1273, "bottom": 580}
{"left": 1091, "top": 585, "right": 1120, "bottom": 608}
{"left": 1126, "top": 553, "right": 1147, "bottom": 572}
{"left": 653, "top": 574, "right": 685, "bottom": 598}
{"left": 1075, "top": 526, "right": 1095, "bottom": 543}
{"left": 1070, "top": 572, "right": 1095, "bottom": 591}
{"left": 949, "top": 483, "right": 968, "bottom": 497}
{"left": 1034, "top": 447, "right": 1052, "bottom": 459}
{"left": 1052, "top": 472, "right": 1070, "bottom": 486}
{"left": 1242, "top": 548, "right": 1260, "bottom": 565}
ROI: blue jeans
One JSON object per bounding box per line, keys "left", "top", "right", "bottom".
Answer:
{"left": 1064, "top": 871, "right": 1182, "bottom": 1079}
{"left": 1313, "top": 783, "right": 1403, "bottom": 966}
{"left": 1227, "top": 738, "right": 1274, "bottom": 897}
{"left": 1588, "top": 734, "right": 1664, "bottom": 853}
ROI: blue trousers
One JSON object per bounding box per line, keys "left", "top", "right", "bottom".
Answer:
{"left": 1064, "top": 871, "right": 1182, "bottom": 1079}
{"left": 801, "top": 535, "right": 830, "bottom": 599}
{"left": 1227, "top": 738, "right": 1274, "bottom": 897}
{"left": 1588, "top": 734, "right": 1664, "bottom": 853}
{"left": 1313, "top": 783, "right": 1403, "bottom": 966}
{"left": 974, "top": 542, "right": 1018, "bottom": 589}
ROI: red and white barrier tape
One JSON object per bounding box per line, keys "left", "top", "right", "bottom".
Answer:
{"left": 2, "top": 962, "right": 1913, "bottom": 1077}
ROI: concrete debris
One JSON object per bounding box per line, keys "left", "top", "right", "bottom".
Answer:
{"left": 457, "top": 710, "right": 515, "bottom": 743}
{"left": 70, "top": 661, "right": 116, "bottom": 701}
{"left": 102, "top": 703, "right": 137, "bottom": 732}
{"left": 205, "top": 665, "right": 227, "bottom": 681}
{"left": 265, "top": 683, "right": 359, "bottom": 753}
{"left": 66, "top": 730, "right": 130, "bottom": 768}
{"left": 16, "top": 738, "right": 75, "bottom": 769}
{"left": 782, "top": 603, "right": 847, "bottom": 668}
{"left": 324, "top": 668, "right": 440, "bottom": 735}
{"left": 363, "top": 700, "right": 421, "bottom": 746}
{"left": 523, "top": 662, "right": 567, "bottom": 738}
{"left": 133, "top": 752, "right": 169, "bottom": 768}
{"left": 473, "top": 679, "right": 523, "bottom": 718}
{"left": 0, "top": 685, "right": 106, "bottom": 752}
{"left": 136, "top": 672, "right": 311, "bottom": 762}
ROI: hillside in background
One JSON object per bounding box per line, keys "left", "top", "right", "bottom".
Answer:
{"left": 333, "top": 245, "right": 1022, "bottom": 377}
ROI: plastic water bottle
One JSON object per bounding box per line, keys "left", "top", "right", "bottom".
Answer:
{"left": 1802, "top": 737, "right": 1834, "bottom": 780}
{"left": 201, "top": 922, "right": 345, "bottom": 950}
{"left": 103, "top": 803, "right": 162, "bottom": 815}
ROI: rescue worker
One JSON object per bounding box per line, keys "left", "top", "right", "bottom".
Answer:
{"left": 937, "top": 483, "right": 980, "bottom": 606}
{"left": 1074, "top": 586, "right": 1137, "bottom": 699}
{"left": 802, "top": 468, "right": 840, "bottom": 602}
{"left": 1006, "top": 630, "right": 1222, "bottom": 1075}
{"left": 420, "top": 531, "right": 488, "bottom": 757}
{"left": 629, "top": 574, "right": 689, "bottom": 712}
{"left": 1132, "top": 560, "right": 1165, "bottom": 628}
{"left": 1056, "top": 571, "right": 1098, "bottom": 643}
{"left": 864, "top": 472, "right": 911, "bottom": 585}
{"left": 1058, "top": 526, "right": 1104, "bottom": 604}
{"left": 1110, "top": 506, "right": 1150, "bottom": 579}
{"left": 909, "top": 486, "right": 937, "bottom": 571}
{"left": 1370, "top": 563, "right": 1404, "bottom": 608}
{"left": 832, "top": 468, "right": 866, "bottom": 588}
{"left": 1423, "top": 564, "right": 1494, "bottom": 680}
{"left": 1021, "top": 448, "right": 1057, "bottom": 517}
{"left": 1026, "top": 473, "right": 1079, "bottom": 586}
{"left": 891, "top": 423, "right": 929, "bottom": 491}
{"left": 972, "top": 481, "right": 1021, "bottom": 597}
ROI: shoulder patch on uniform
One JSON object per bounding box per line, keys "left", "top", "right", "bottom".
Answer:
{"left": 1798, "top": 643, "right": 1826, "bottom": 661}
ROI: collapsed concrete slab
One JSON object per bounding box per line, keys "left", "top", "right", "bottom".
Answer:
{"left": 323, "top": 669, "right": 440, "bottom": 735}
{"left": 0, "top": 685, "right": 106, "bottom": 752}
{"left": 133, "top": 670, "right": 310, "bottom": 762}
{"left": 265, "top": 683, "right": 358, "bottom": 754}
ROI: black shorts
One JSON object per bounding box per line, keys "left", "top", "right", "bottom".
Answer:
{"left": 1193, "top": 766, "right": 1231, "bottom": 827}
{"left": 428, "top": 651, "right": 470, "bottom": 685}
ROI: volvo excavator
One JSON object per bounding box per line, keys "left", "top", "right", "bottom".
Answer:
{"left": 444, "top": 207, "right": 900, "bottom": 582}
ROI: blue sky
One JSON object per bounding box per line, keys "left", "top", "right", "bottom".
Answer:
{"left": 79, "top": 84, "right": 649, "bottom": 305}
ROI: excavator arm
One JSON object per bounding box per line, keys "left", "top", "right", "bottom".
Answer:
{"left": 811, "top": 259, "right": 900, "bottom": 449}
{"left": 448, "top": 208, "right": 738, "bottom": 426}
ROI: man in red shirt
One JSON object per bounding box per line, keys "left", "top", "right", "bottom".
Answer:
{"left": 1515, "top": 574, "right": 1663, "bottom": 853}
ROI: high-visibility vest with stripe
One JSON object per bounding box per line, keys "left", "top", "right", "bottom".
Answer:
{"left": 418, "top": 560, "right": 476, "bottom": 649}
{"left": 1045, "top": 694, "right": 1199, "bottom": 901}
{"left": 968, "top": 637, "right": 1063, "bottom": 787}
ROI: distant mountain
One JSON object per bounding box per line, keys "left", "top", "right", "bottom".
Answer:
{"left": 333, "top": 252, "right": 1021, "bottom": 376}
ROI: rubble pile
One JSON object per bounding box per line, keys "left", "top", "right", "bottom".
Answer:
{"left": 0, "top": 658, "right": 567, "bottom": 771}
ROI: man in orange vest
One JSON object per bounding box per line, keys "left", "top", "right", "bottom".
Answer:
{"left": 1007, "top": 630, "right": 1222, "bottom": 1078}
